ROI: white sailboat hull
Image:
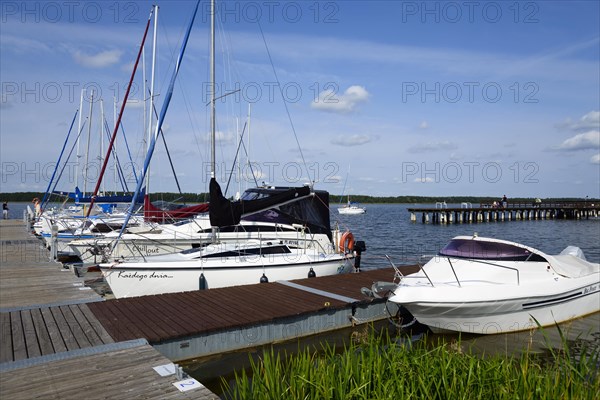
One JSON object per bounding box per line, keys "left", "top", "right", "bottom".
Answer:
{"left": 101, "top": 252, "right": 355, "bottom": 298}
{"left": 338, "top": 206, "right": 366, "bottom": 215}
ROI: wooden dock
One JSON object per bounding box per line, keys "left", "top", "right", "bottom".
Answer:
{"left": 0, "top": 220, "right": 218, "bottom": 399}
{"left": 0, "top": 220, "right": 103, "bottom": 308}
{"left": 84, "top": 266, "right": 415, "bottom": 362}
{"left": 408, "top": 201, "right": 600, "bottom": 224}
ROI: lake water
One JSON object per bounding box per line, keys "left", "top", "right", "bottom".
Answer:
{"left": 333, "top": 203, "right": 600, "bottom": 265}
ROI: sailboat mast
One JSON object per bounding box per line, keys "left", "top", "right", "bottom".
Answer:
{"left": 146, "top": 4, "right": 159, "bottom": 194}
{"left": 75, "top": 89, "right": 84, "bottom": 191}
{"left": 210, "top": 0, "right": 216, "bottom": 179}
{"left": 100, "top": 98, "right": 105, "bottom": 195}
{"left": 83, "top": 90, "right": 94, "bottom": 196}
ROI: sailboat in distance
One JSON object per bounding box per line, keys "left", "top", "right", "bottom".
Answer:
{"left": 338, "top": 195, "right": 367, "bottom": 215}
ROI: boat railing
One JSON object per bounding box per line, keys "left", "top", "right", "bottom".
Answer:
{"left": 386, "top": 255, "right": 521, "bottom": 288}
{"left": 385, "top": 255, "right": 435, "bottom": 287}
{"left": 444, "top": 257, "right": 521, "bottom": 286}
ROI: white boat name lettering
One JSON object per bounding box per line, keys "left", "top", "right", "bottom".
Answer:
{"left": 138, "top": 245, "right": 160, "bottom": 255}
{"left": 117, "top": 271, "right": 173, "bottom": 280}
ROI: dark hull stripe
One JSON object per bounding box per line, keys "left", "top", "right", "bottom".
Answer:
{"left": 100, "top": 258, "right": 350, "bottom": 272}
{"left": 522, "top": 289, "right": 597, "bottom": 310}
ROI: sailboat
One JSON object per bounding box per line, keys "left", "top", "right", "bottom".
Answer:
{"left": 98, "top": 0, "right": 362, "bottom": 298}
{"left": 338, "top": 195, "right": 366, "bottom": 215}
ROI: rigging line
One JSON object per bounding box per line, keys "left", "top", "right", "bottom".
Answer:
{"left": 102, "top": 119, "right": 128, "bottom": 193}
{"left": 146, "top": 86, "right": 184, "bottom": 199}
{"left": 44, "top": 119, "right": 89, "bottom": 210}
{"left": 41, "top": 109, "right": 79, "bottom": 210}
{"left": 224, "top": 121, "right": 248, "bottom": 195}
{"left": 239, "top": 137, "right": 259, "bottom": 188}
{"left": 118, "top": 120, "right": 138, "bottom": 184}
{"left": 256, "top": 19, "right": 311, "bottom": 187}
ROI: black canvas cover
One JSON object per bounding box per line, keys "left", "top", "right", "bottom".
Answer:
{"left": 209, "top": 178, "right": 313, "bottom": 228}
{"left": 241, "top": 187, "right": 333, "bottom": 240}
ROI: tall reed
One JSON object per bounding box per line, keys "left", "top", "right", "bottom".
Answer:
{"left": 224, "top": 330, "right": 599, "bottom": 399}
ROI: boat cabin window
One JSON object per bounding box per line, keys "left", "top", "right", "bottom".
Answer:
{"left": 439, "top": 239, "right": 547, "bottom": 262}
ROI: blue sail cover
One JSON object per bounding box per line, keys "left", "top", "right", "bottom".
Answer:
{"left": 53, "top": 187, "right": 145, "bottom": 204}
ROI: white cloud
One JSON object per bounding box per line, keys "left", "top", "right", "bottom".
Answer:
{"left": 311, "top": 85, "right": 370, "bottom": 114}
{"left": 1, "top": 34, "right": 51, "bottom": 54}
{"left": 73, "top": 49, "right": 122, "bottom": 68}
{"left": 556, "top": 130, "right": 600, "bottom": 151}
{"left": 199, "top": 130, "right": 235, "bottom": 145}
{"left": 331, "top": 134, "right": 371, "bottom": 147}
{"left": 591, "top": 154, "right": 600, "bottom": 164}
{"left": 558, "top": 111, "right": 600, "bottom": 132}
{"left": 419, "top": 121, "right": 429, "bottom": 130}
{"left": 408, "top": 141, "right": 458, "bottom": 153}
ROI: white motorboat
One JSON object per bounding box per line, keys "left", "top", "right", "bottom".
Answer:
{"left": 388, "top": 235, "right": 599, "bottom": 334}
{"left": 99, "top": 182, "right": 362, "bottom": 298}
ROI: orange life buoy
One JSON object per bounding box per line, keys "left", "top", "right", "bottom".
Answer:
{"left": 339, "top": 231, "right": 355, "bottom": 253}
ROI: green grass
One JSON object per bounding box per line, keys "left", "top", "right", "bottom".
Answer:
{"left": 223, "top": 330, "right": 599, "bottom": 399}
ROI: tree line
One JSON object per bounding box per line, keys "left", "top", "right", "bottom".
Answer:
{"left": 1, "top": 191, "right": 596, "bottom": 205}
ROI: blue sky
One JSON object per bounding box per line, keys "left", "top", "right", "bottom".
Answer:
{"left": 1, "top": 1, "right": 599, "bottom": 199}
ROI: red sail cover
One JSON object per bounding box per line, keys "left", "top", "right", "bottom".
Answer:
{"left": 143, "top": 195, "right": 209, "bottom": 223}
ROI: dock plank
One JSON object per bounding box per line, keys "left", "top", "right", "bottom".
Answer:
{"left": 20, "top": 310, "right": 42, "bottom": 359}
{"left": 10, "top": 311, "right": 27, "bottom": 361}
{"left": 77, "top": 304, "right": 115, "bottom": 345}
{"left": 49, "top": 306, "right": 80, "bottom": 351}
{"left": 60, "top": 305, "right": 92, "bottom": 349}
{"left": 29, "top": 307, "right": 55, "bottom": 356}
{"left": 0, "top": 312, "right": 12, "bottom": 363}
{"left": 67, "top": 304, "right": 103, "bottom": 347}
{"left": 40, "top": 307, "right": 68, "bottom": 354}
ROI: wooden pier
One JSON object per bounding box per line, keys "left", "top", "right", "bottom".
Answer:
{"left": 1, "top": 219, "right": 414, "bottom": 398}
{"left": 0, "top": 220, "right": 219, "bottom": 399}
{"left": 408, "top": 201, "right": 600, "bottom": 224}
{"left": 85, "top": 266, "right": 414, "bottom": 362}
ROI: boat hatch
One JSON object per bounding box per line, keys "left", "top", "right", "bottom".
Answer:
{"left": 198, "top": 244, "right": 292, "bottom": 259}
{"left": 439, "top": 239, "right": 547, "bottom": 262}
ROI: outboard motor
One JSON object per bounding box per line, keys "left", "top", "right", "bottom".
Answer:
{"left": 353, "top": 240, "right": 367, "bottom": 272}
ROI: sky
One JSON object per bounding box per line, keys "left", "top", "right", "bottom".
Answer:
{"left": 1, "top": 0, "right": 599, "bottom": 199}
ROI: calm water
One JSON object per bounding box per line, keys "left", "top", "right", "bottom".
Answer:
{"left": 332, "top": 203, "right": 600, "bottom": 266}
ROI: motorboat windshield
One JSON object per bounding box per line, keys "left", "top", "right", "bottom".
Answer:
{"left": 439, "top": 238, "right": 547, "bottom": 262}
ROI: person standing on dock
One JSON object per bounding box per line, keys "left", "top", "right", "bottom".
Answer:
{"left": 32, "top": 198, "right": 41, "bottom": 218}
{"left": 502, "top": 195, "right": 508, "bottom": 208}
{"left": 2, "top": 202, "right": 8, "bottom": 219}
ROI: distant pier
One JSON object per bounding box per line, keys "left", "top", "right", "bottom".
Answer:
{"left": 408, "top": 201, "right": 600, "bottom": 224}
